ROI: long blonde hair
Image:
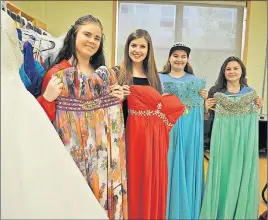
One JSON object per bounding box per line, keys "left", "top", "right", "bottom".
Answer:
{"left": 117, "top": 29, "right": 162, "bottom": 93}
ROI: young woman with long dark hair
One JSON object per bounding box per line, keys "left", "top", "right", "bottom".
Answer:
{"left": 200, "top": 56, "right": 263, "bottom": 219}
{"left": 37, "top": 15, "right": 128, "bottom": 220}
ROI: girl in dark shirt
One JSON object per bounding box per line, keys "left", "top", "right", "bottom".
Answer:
{"left": 111, "top": 29, "right": 162, "bottom": 124}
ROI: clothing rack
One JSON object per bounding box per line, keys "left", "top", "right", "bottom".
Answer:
{"left": 18, "top": 29, "right": 56, "bottom": 52}
{"left": 1, "top": 1, "right": 56, "bottom": 52}
{"left": 2, "top": 1, "right": 48, "bottom": 35}
{"left": 1, "top": 0, "right": 7, "bottom": 12}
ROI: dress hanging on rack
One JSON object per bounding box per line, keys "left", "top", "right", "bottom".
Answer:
{"left": 2, "top": 4, "right": 60, "bottom": 98}
{"left": 16, "top": 25, "right": 58, "bottom": 97}
{"left": 19, "top": 40, "right": 45, "bottom": 97}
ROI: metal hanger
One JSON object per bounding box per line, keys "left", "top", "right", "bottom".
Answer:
{"left": 40, "top": 39, "right": 55, "bottom": 52}
{"left": 1, "top": 1, "right": 7, "bottom": 12}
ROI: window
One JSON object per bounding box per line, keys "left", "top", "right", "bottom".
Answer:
{"left": 136, "top": 5, "right": 149, "bottom": 14}
{"left": 120, "top": 4, "right": 134, "bottom": 14}
{"left": 116, "top": 3, "right": 176, "bottom": 69}
{"left": 181, "top": 5, "right": 241, "bottom": 87}
{"left": 116, "top": 1, "right": 245, "bottom": 89}
{"left": 160, "top": 6, "right": 175, "bottom": 28}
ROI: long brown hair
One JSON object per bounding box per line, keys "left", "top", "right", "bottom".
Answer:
{"left": 117, "top": 29, "right": 162, "bottom": 93}
{"left": 161, "top": 50, "right": 194, "bottom": 75}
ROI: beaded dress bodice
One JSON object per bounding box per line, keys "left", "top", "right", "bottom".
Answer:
{"left": 214, "top": 91, "right": 258, "bottom": 116}
{"left": 163, "top": 78, "right": 205, "bottom": 113}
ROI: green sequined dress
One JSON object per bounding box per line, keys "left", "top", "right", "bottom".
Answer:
{"left": 200, "top": 91, "right": 259, "bottom": 219}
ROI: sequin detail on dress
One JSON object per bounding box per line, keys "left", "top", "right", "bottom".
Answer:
{"left": 128, "top": 103, "right": 174, "bottom": 127}
{"left": 214, "top": 90, "right": 258, "bottom": 116}
{"left": 53, "top": 66, "right": 128, "bottom": 220}
{"left": 163, "top": 78, "right": 206, "bottom": 108}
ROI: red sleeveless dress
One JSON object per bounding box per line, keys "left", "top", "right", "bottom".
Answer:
{"left": 126, "top": 85, "right": 185, "bottom": 219}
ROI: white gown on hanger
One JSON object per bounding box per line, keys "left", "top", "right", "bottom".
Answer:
{"left": 1, "top": 11, "right": 108, "bottom": 220}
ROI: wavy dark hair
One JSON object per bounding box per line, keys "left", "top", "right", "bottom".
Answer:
{"left": 117, "top": 29, "right": 162, "bottom": 94}
{"left": 51, "top": 14, "right": 105, "bottom": 70}
{"left": 208, "top": 56, "right": 248, "bottom": 98}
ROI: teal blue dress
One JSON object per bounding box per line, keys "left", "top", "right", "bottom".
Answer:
{"left": 160, "top": 72, "right": 205, "bottom": 220}
{"left": 200, "top": 89, "right": 259, "bottom": 219}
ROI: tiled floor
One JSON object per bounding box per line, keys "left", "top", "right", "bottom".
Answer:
{"left": 204, "top": 152, "right": 267, "bottom": 216}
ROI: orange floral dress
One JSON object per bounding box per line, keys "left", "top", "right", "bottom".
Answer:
{"left": 53, "top": 66, "right": 128, "bottom": 219}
